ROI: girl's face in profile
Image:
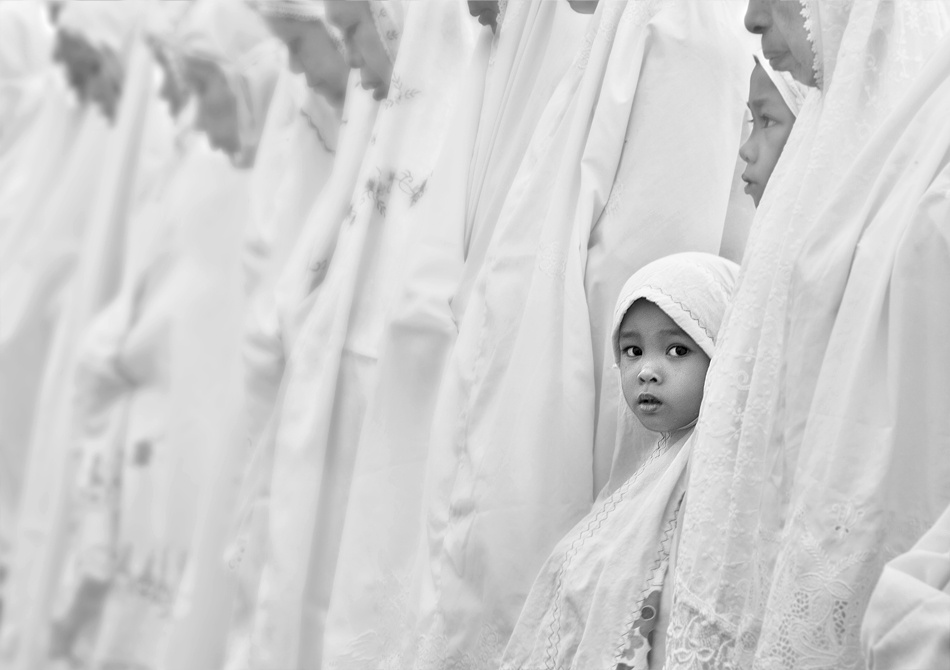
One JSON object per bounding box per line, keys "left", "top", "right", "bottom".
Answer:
{"left": 739, "top": 62, "right": 797, "bottom": 206}
{"left": 616, "top": 300, "right": 710, "bottom": 435}
{"left": 183, "top": 56, "right": 241, "bottom": 156}
{"left": 265, "top": 17, "right": 349, "bottom": 106}
{"left": 326, "top": 0, "right": 393, "bottom": 101}
{"left": 745, "top": 0, "right": 816, "bottom": 87}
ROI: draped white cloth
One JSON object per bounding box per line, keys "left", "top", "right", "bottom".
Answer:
{"left": 321, "top": 3, "right": 589, "bottom": 667}
{"left": 224, "top": 72, "right": 378, "bottom": 670}
{"left": 501, "top": 252, "right": 739, "bottom": 670}
{"left": 0, "top": 0, "right": 69, "bottom": 562}
{"left": 862, "top": 503, "right": 950, "bottom": 670}
{"left": 400, "top": 2, "right": 750, "bottom": 667}
{"left": 665, "top": 3, "right": 950, "bottom": 669}
{"left": 0, "top": 5, "right": 174, "bottom": 664}
{"left": 242, "top": 4, "right": 476, "bottom": 667}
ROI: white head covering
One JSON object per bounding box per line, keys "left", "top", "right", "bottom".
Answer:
{"left": 398, "top": 2, "right": 751, "bottom": 665}
{"left": 247, "top": 0, "right": 345, "bottom": 49}
{"left": 368, "top": 0, "right": 405, "bottom": 63}
{"left": 318, "top": 3, "right": 589, "bottom": 667}
{"left": 754, "top": 53, "right": 808, "bottom": 118}
{"left": 501, "top": 253, "right": 737, "bottom": 670}
{"left": 246, "top": 3, "right": 474, "bottom": 668}
{"left": 610, "top": 252, "right": 739, "bottom": 362}
{"left": 666, "top": 2, "right": 950, "bottom": 668}
{"left": 176, "top": 0, "right": 283, "bottom": 165}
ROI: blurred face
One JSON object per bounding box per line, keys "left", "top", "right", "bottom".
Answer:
{"left": 745, "top": 0, "right": 816, "bottom": 87}
{"left": 326, "top": 0, "right": 393, "bottom": 101}
{"left": 265, "top": 17, "right": 348, "bottom": 105}
{"left": 151, "top": 44, "right": 189, "bottom": 117}
{"left": 617, "top": 300, "right": 710, "bottom": 435}
{"left": 183, "top": 56, "right": 241, "bottom": 156}
{"left": 567, "top": 0, "right": 598, "bottom": 14}
{"left": 467, "top": 1, "right": 500, "bottom": 32}
{"left": 739, "top": 63, "right": 797, "bottom": 206}
{"left": 54, "top": 31, "right": 122, "bottom": 120}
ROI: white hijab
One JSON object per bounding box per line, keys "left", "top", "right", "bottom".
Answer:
{"left": 407, "top": 2, "right": 751, "bottom": 666}
{"left": 665, "top": 2, "right": 950, "bottom": 669}
{"left": 243, "top": 3, "right": 476, "bottom": 667}
{"left": 502, "top": 252, "right": 738, "bottom": 670}
{"left": 320, "top": 3, "right": 590, "bottom": 668}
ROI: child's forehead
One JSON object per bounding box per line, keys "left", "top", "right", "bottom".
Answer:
{"left": 619, "top": 299, "right": 686, "bottom": 337}
{"left": 749, "top": 62, "right": 784, "bottom": 105}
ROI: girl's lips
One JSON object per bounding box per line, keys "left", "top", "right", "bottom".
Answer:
{"left": 638, "top": 393, "right": 663, "bottom": 414}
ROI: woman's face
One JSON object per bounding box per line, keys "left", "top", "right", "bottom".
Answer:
{"left": 326, "top": 1, "right": 393, "bottom": 101}
{"left": 745, "top": 0, "right": 816, "bottom": 87}
{"left": 265, "top": 17, "right": 348, "bottom": 106}
{"left": 183, "top": 56, "right": 241, "bottom": 156}
{"left": 54, "top": 31, "right": 123, "bottom": 119}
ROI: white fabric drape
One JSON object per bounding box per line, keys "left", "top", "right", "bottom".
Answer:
{"left": 243, "top": 4, "right": 476, "bottom": 667}
{"left": 665, "top": 3, "right": 950, "bottom": 669}
{"left": 0, "top": 5, "right": 173, "bottom": 664}
{"left": 320, "top": 3, "right": 589, "bottom": 667}
{"left": 402, "top": 2, "right": 750, "bottom": 666}
{"left": 862, "top": 502, "right": 950, "bottom": 670}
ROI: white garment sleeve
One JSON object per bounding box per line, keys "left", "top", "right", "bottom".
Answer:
{"left": 861, "top": 504, "right": 950, "bottom": 670}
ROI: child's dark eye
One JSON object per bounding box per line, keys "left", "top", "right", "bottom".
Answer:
{"left": 668, "top": 345, "right": 690, "bottom": 358}
{"left": 623, "top": 346, "right": 642, "bottom": 358}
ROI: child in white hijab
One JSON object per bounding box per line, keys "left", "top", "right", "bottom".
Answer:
{"left": 740, "top": 54, "right": 808, "bottom": 206}
{"left": 501, "top": 252, "right": 739, "bottom": 670}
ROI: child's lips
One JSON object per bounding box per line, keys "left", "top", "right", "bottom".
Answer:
{"left": 637, "top": 393, "right": 663, "bottom": 414}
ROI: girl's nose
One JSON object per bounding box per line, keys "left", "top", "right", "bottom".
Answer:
{"left": 638, "top": 366, "right": 660, "bottom": 384}
{"left": 744, "top": 0, "right": 770, "bottom": 35}
{"left": 739, "top": 136, "right": 756, "bottom": 163}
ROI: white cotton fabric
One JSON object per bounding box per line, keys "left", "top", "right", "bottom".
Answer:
{"left": 501, "top": 252, "right": 738, "bottom": 670}
{"left": 403, "top": 2, "right": 750, "bottom": 666}
{"left": 755, "top": 53, "right": 808, "bottom": 118}
{"left": 243, "top": 4, "right": 476, "bottom": 668}
{"left": 665, "top": 3, "right": 950, "bottom": 669}
{"left": 320, "top": 3, "right": 589, "bottom": 667}
{"left": 862, "top": 502, "right": 950, "bottom": 670}
{"left": 57, "top": 0, "right": 147, "bottom": 60}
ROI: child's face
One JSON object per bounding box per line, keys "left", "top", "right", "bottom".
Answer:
{"left": 617, "top": 300, "right": 710, "bottom": 434}
{"left": 739, "top": 63, "right": 796, "bottom": 206}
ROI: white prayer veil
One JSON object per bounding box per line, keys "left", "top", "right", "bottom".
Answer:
{"left": 665, "top": 2, "right": 950, "bottom": 669}
{"left": 754, "top": 53, "right": 808, "bottom": 118}
{"left": 501, "top": 252, "right": 738, "bottom": 670}
{"left": 57, "top": 0, "right": 146, "bottom": 61}
{"left": 320, "top": 2, "right": 589, "bottom": 667}
{"left": 0, "top": 1, "right": 54, "bottom": 151}
{"left": 406, "top": 2, "right": 750, "bottom": 666}
{"left": 176, "top": 0, "right": 283, "bottom": 166}
{"left": 248, "top": 0, "right": 345, "bottom": 46}
{"left": 243, "top": 2, "right": 475, "bottom": 668}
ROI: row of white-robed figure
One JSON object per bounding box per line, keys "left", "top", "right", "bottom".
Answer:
{"left": 0, "top": 1, "right": 948, "bottom": 669}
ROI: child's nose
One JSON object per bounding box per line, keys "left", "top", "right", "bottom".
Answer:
{"left": 739, "top": 137, "right": 756, "bottom": 163}
{"left": 638, "top": 365, "right": 660, "bottom": 384}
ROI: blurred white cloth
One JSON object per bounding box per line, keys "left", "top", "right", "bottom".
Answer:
{"left": 320, "top": 2, "right": 589, "bottom": 666}
{"left": 665, "top": 3, "right": 950, "bottom": 669}
{"left": 0, "top": 4, "right": 173, "bottom": 664}
{"left": 862, "top": 503, "right": 950, "bottom": 670}
{"left": 242, "top": 3, "right": 477, "bottom": 667}
{"left": 404, "top": 2, "right": 750, "bottom": 667}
